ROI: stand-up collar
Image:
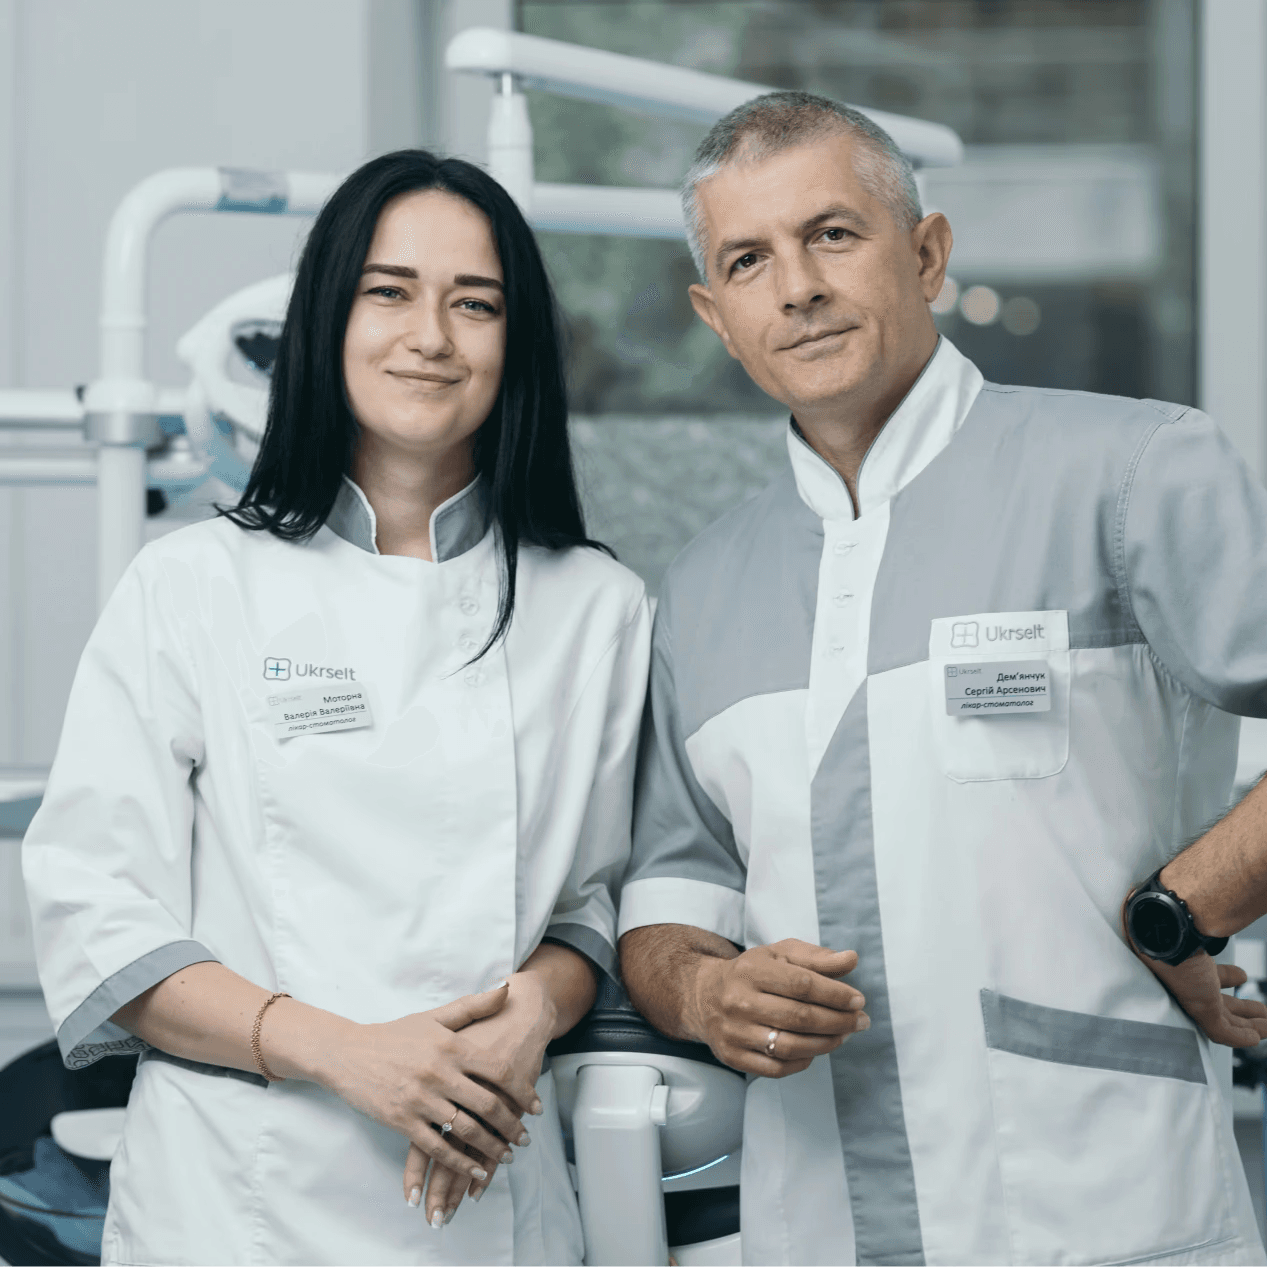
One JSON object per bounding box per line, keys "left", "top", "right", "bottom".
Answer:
{"left": 326, "top": 474, "right": 488, "bottom": 562}
{"left": 787, "top": 336, "right": 984, "bottom": 522}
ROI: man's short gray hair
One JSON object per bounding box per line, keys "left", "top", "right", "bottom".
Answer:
{"left": 681, "top": 90, "right": 923, "bottom": 279}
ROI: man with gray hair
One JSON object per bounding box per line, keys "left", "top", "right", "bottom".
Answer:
{"left": 618, "top": 90, "right": 1267, "bottom": 1264}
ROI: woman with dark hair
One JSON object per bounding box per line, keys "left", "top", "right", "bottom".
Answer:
{"left": 23, "top": 150, "right": 650, "bottom": 1265}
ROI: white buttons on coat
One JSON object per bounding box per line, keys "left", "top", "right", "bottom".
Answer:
{"left": 459, "top": 597, "right": 479, "bottom": 615}
{"left": 834, "top": 541, "right": 856, "bottom": 555}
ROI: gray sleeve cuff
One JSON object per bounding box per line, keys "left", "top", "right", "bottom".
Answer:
{"left": 57, "top": 939, "right": 219, "bottom": 1069}
{"left": 542, "top": 922, "right": 618, "bottom": 983}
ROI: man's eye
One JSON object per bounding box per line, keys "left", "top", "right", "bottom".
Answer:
{"left": 822, "top": 228, "right": 850, "bottom": 242}
{"left": 733, "top": 253, "right": 759, "bottom": 273}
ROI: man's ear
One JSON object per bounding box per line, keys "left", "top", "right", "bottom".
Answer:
{"left": 911, "top": 212, "right": 954, "bottom": 303}
{"left": 688, "top": 282, "right": 741, "bottom": 361}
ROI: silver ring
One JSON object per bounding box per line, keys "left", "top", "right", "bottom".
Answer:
{"left": 765, "top": 1029, "right": 779, "bottom": 1056}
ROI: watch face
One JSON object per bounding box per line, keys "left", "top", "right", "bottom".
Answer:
{"left": 1131, "top": 894, "right": 1185, "bottom": 958}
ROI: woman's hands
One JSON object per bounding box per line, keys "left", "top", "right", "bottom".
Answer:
{"left": 316, "top": 981, "right": 543, "bottom": 1184}
{"left": 405, "top": 970, "right": 559, "bottom": 1225}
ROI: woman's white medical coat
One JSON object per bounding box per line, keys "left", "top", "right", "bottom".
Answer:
{"left": 22, "top": 477, "right": 651, "bottom": 1266}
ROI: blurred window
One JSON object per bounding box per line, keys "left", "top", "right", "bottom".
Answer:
{"left": 519, "top": 0, "right": 1197, "bottom": 413}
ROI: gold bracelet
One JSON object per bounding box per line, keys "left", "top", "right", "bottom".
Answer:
{"left": 251, "top": 991, "right": 290, "bottom": 1083}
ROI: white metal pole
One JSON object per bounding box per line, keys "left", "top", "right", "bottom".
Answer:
{"left": 0, "top": 452, "right": 96, "bottom": 484}
{"left": 487, "top": 72, "right": 534, "bottom": 214}
{"left": 86, "top": 167, "right": 341, "bottom": 610}
{"left": 571, "top": 1064, "right": 669, "bottom": 1266}
{"left": 447, "top": 26, "right": 962, "bottom": 168}
{"left": 530, "top": 183, "right": 682, "bottom": 238}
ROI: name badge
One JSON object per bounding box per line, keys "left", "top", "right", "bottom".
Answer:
{"left": 267, "top": 684, "right": 374, "bottom": 739}
{"left": 944, "top": 660, "right": 1051, "bottom": 716}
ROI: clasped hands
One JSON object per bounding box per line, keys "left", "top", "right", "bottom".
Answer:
{"left": 690, "top": 938, "right": 870, "bottom": 1077}
{"left": 322, "top": 974, "right": 553, "bottom": 1229}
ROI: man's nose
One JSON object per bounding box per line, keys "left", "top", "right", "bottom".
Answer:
{"left": 779, "top": 250, "right": 830, "bottom": 312}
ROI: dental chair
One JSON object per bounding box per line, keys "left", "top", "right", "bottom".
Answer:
{"left": 549, "top": 976, "right": 745, "bottom": 1267}
{"left": 0, "top": 1039, "right": 136, "bottom": 1267}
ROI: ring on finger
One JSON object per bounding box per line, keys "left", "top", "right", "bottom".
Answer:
{"left": 765, "top": 1028, "right": 780, "bottom": 1057}
{"left": 440, "top": 1108, "right": 459, "bottom": 1136}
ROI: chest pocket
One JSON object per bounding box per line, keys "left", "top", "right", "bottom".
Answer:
{"left": 928, "top": 610, "right": 1070, "bottom": 782}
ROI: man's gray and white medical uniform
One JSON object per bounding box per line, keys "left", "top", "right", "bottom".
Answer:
{"left": 25, "top": 478, "right": 650, "bottom": 1266}
{"left": 620, "top": 338, "right": 1267, "bottom": 1266}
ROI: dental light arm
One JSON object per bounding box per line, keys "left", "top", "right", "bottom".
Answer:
{"left": 445, "top": 27, "right": 963, "bottom": 166}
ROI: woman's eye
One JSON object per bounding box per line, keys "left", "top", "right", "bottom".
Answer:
{"left": 368, "top": 285, "right": 405, "bottom": 300}
{"left": 458, "top": 298, "right": 497, "bottom": 314}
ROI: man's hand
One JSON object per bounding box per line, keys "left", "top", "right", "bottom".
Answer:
{"left": 1138, "top": 953, "right": 1267, "bottom": 1048}
{"left": 1122, "top": 888, "right": 1267, "bottom": 1046}
{"left": 690, "top": 938, "right": 869, "bottom": 1077}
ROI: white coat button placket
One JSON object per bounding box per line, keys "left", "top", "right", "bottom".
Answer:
{"left": 834, "top": 540, "right": 856, "bottom": 556}
{"left": 459, "top": 597, "right": 479, "bottom": 616}
{"left": 458, "top": 635, "right": 479, "bottom": 653}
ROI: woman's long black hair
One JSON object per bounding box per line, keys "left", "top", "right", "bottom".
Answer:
{"left": 223, "top": 148, "right": 607, "bottom": 656}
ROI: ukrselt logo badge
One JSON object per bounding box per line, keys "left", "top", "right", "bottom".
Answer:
{"left": 950, "top": 621, "right": 979, "bottom": 649}
{"left": 263, "top": 657, "right": 291, "bottom": 681}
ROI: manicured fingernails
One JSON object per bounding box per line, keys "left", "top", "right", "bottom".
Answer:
{"left": 529, "top": 1099, "right": 544, "bottom": 1116}
{"left": 491, "top": 979, "right": 509, "bottom": 990}
{"left": 408, "top": 1187, "right": 421, "bottom": 1208}
{"left": 470, "top": 1166, "right": 489, "bottom": 1181}
{"left": 501, "top": 1149, "right": 514, "bottom": 1164}
{"left": 471, "top": 1186, "right": 486, "bottom": 1203}
{"left": 444, "top": 1208, "right": 456, "bottom": 1226}
{"left": 517, "top": 1130, "right": 531, "bottom": 1146}
{"left": 856, "top": 1014, "right": 871, "bottom": 1032}
{"left": 430, "top": 1210, "right": 444, "bottom": 1230}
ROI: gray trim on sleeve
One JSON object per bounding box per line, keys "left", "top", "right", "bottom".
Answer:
{"left": 543, "top": 922, "right": 618, "bottom": 981}
{"left": 57, "top": 939, "right": 219, "bottom": 1069}
{"left": 813, "top": 685, "right": 926, "bottom": 1266}
{"left": 979, "top": 989, "right": 1206, "bottom": 1084}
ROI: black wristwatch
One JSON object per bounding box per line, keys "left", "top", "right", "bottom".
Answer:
{"left": 1125, "top": 868, "right": 1228, "bottom": 966}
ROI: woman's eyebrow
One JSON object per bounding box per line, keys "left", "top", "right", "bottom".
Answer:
{"left": 454, "top": 273, "right": 504, "bottom": 292}
{"left": 362, "top": 263, "right": 417, "bottom": 278}
{"left": 359, "top": 265, "right": 503, "bottom": 293}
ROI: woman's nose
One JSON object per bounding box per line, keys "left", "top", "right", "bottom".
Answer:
{"left": 404, "top": 305, "right": 454, "bottom": 359}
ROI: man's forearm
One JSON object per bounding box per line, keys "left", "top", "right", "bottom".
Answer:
{"left": 618, "top": 923, "right": 740, "bottom": 1042}
{"left": 1159, "top": 771, "right": 1267, "bottom": 938}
